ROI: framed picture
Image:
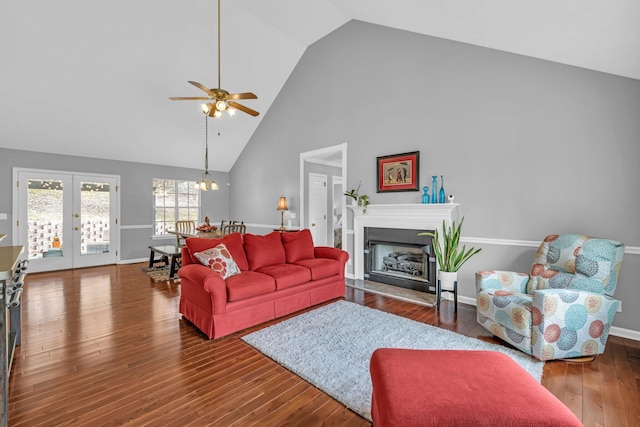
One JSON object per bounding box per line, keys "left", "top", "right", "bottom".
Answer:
{"left": 376, "top": 151, "right": 420, "bottom": 193}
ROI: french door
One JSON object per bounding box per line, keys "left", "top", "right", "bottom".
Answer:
{"left": 14, "top": 169, "right": 119, "bottom": 273}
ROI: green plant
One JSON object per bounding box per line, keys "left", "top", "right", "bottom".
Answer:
{"left": 418, "top": 217, "right": 481, "bottom": 272}
{"left": 344, "top": 182, "right": 369, "bottom": 214}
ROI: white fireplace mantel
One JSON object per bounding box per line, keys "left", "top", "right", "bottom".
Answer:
{"left": 351, "top": 203, "right": 461, "bottom": 280}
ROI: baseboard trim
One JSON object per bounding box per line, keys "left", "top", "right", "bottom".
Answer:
{"left": 453, "top": 294, "right": 639, "bottom": 341}
{"left": 119, "top": 257, "right": 147, "bottom": 265}
{"left": 609, "top": 326, "right": 640, "bottom": 341}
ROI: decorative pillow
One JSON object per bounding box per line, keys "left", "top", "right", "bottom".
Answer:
{"left": 243, "top": 231, "right": 286, "bottom": 270}
{"left": 193, "top": 243, "right": 240, "bottom": 279}
{"left": 185, "top": 233, "right": 249, "bottom": 270}
{"left": 186, "top": 237, "right": 222, "bottom": 263}
{"left": 281, "top": 229, "right": 315, "bottom": 263}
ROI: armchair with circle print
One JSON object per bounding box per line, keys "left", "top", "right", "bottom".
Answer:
{"left": 476, "top": 234, "right": 624, "bottom": 361}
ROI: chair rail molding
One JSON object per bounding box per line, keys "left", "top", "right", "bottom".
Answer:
{"left": 462, "top": 236, "right": 640, "bottom": 255}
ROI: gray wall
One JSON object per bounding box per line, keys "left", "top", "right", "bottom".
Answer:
{"left": 0, "top": 148, "right": 230, "bottom": 260}
{"left": 229, "top": 21, "right": 640, "bottom": 332}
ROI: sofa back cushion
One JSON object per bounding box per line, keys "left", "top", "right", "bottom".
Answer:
{"left": 526, "top": 234, "right": 624, "bottom": 296}
{"left": 244, "top": 231, "right": 286, "bottom": 270}
{"left": 185, "top": 233, "right": 249, "bottom": 271}
{"left": 281, "top": 229, "right": 315, "bottom": 263}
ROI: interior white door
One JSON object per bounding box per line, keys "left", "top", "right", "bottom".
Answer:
{"left": 16, "top": 170, "right": 118, "bottom": 272}
{"left": 308, "top": 173, "right": 328, "bottom": 246}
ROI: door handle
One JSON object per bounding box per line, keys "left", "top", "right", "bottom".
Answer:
{"left": 311, "top": 223, "right": 316, "bottom": 227}
{"left": 74, "top": 227, "right": 79, "bottom": 231}
{"left": 74, "top": 213, "right": 80, "bottom": 218}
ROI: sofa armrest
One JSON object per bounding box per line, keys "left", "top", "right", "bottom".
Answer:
{"left": 178, "top": 264, "right": 228, "bottom": 314}
{"left": 314, "top": 246, "right": 349, "bottom": 279}
{"left": 475, "top": 270, "right": 529, "bottom": 294}
{"left": 181, "top": 246, "right": 194, "bottom": 265}
{"left": 531, "top": 288, "right": 619, "bottom": 360}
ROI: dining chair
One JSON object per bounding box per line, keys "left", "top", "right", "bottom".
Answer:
{"left": 174, "top": 220, "right": 196, "bottom": 248}
{"left": 222, "top": 223, "right": 246, "bottom": 235}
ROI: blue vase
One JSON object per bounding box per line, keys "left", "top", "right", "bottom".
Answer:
{"left": 439, "top": 175, "right": 446, "bottom": 203}
{"left": 421, "top": 186, "right": 430, "bottom": 204}
{"left": 431, "top": 176, "right": 438, "bottom": 204}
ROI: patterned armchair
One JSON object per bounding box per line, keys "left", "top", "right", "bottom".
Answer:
{"left": 476, "top": 234, "right": 624, "bottom": 361}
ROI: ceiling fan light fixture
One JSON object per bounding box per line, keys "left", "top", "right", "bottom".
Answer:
{"left": 227, "top": 107, "right": 236, "bottom": 116}
{"left": 169, "top": 0, "right": 258, "bottom": 117}
{"left": 215, "top": 100, "right": 227, "bottom": 111}
{"left": 201, "top": 103, "right": 213, "bottom": 114}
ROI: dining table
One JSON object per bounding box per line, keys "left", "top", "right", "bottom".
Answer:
{"left": 166, "top": 229, "right": 223, "bottom": 239}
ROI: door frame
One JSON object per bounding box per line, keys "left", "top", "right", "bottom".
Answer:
{"left": 299, "top": 143, "right": 347, "bottom": 249}
{"left": 12, "top": 167, "right": 121, "bottom": 271}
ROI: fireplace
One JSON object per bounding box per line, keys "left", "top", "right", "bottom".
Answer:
{"left": 364, "top": 227, "right": 436, "bottom": 293}
{"left": 351, "top": 204, "right": 461, "bottom": 288}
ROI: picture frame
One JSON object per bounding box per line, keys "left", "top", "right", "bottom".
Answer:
{"left": 376, "top": 151, "right": 420, "bottom": 193}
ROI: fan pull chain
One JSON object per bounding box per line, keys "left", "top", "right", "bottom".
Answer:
{"left": 204, "top": 114, "right": 209, "bottom": 171}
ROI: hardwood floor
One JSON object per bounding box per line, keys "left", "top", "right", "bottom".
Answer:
{"left": 8, "top": 263, "right": 640, "bottom": 426}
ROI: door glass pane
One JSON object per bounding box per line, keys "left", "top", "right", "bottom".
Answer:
{"left": 80, "top": 181, "right": 111, "bottom": 255}
{"left": 27, "top": 179, "right": 64, "bottom": 259}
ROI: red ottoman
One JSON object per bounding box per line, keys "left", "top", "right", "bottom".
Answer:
{"left": 370, "top": 349, "right": 582, "bottom": 427}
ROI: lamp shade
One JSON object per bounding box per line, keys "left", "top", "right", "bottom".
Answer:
{"left": 277, "top": 196, "right": 288, "bottom": 211}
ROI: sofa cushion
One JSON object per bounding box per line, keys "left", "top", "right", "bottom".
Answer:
{"left": 243, "top": 231, "right": 286, "bottom": 270}
{"left": 255, "top": 264, "right": 312, "bottom": 290}
{"left": 281, "top": 229, "right": 315, "bottom": 263}
{"left": 293, "top": 258, "right": 340, "bottom": 280}
{"left": 193, "top": 243, "right": 240, "bottom": 280}
{"left": 225, "top": 271, "right": 276, "bottom": 302}
{"left": 185, "top": 233, "right": 249, "bottom": 271}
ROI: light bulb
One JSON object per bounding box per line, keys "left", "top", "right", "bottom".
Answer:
{"left": 201, "top": 104, "right": 212, "bottom": 114}
{"left": 214, "top": 110, "right": 222, "bottom": 118}
{"left": 227, "top": 107, "right": 236, "bottom": 116}
{"left": 215, "top": 100, "right": 227, "bottom": 111}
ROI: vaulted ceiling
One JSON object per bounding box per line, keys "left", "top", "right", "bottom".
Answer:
{"left": 2, "top": 0, "right": 638, "bottom": 172}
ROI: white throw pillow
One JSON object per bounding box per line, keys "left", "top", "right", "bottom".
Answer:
{"left": 194, "top": 243, "right": 240, "bottom": 279}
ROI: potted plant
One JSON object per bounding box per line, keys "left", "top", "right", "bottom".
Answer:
{"left": 419, "top": 217, "right": 481, "bottom": 290}
{"left": 344, "top": 182, "right": 370, "bottom": 214}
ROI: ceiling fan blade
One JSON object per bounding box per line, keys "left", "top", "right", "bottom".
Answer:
{"left": 227, "top": 92, "right": 257, "bottom": 100}
{"left": 169, "top": 96, "right": 210, "bottom": 101}
{"left": 228, "top": 101, "right": 259, "bottom": 117}
{"left": 188, "top": 81, "right": 217, "bottom": 97}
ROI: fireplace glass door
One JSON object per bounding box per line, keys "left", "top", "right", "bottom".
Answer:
{"left": 364, "top": 227, "right": 436, "bottom": 293}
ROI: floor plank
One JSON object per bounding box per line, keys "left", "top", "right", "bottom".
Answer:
{"left": 6, "top": 263, "right": 640, "bottom": 426}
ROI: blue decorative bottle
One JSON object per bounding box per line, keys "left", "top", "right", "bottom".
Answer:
{"left": 421, "top": 186, "right": 430, "bottom": 204}
{"left": 439, "top": 175, "right": 446, "bottom": 203}
{"left": 431, "top": 176, "right": 438, "bottom": 204}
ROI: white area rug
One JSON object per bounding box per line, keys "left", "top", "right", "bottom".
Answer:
{"left": 242, "top": 300, "right": 544, "bottom": 421}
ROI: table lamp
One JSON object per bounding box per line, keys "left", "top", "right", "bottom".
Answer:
{"left": 277, "top": 196, "right": 288, "bottom": 230}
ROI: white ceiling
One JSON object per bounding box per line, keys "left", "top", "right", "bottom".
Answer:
{"left": 2, "top": 0, "right": 638, "bottom": 172}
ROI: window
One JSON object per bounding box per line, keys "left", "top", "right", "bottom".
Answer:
{"left": 153, "top": 179, "right": 200, "bottom": 236}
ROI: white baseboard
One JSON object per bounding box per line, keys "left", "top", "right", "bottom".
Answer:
{"left": 119, "top": 257, "right": 147, "bottom": 265}
{"left": 451, "top": 294, "right": 639, "bottom": 341}
{"left": 609, "top": 326, "right": 640, "bottom": 341}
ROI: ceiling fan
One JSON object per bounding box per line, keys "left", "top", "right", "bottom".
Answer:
{"left": 170, "top": 0, "right": 259, "bottom": 118}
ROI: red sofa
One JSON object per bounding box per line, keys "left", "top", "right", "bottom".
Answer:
{"left": 178, "top": 229, "right": 349, "bottom": 339}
